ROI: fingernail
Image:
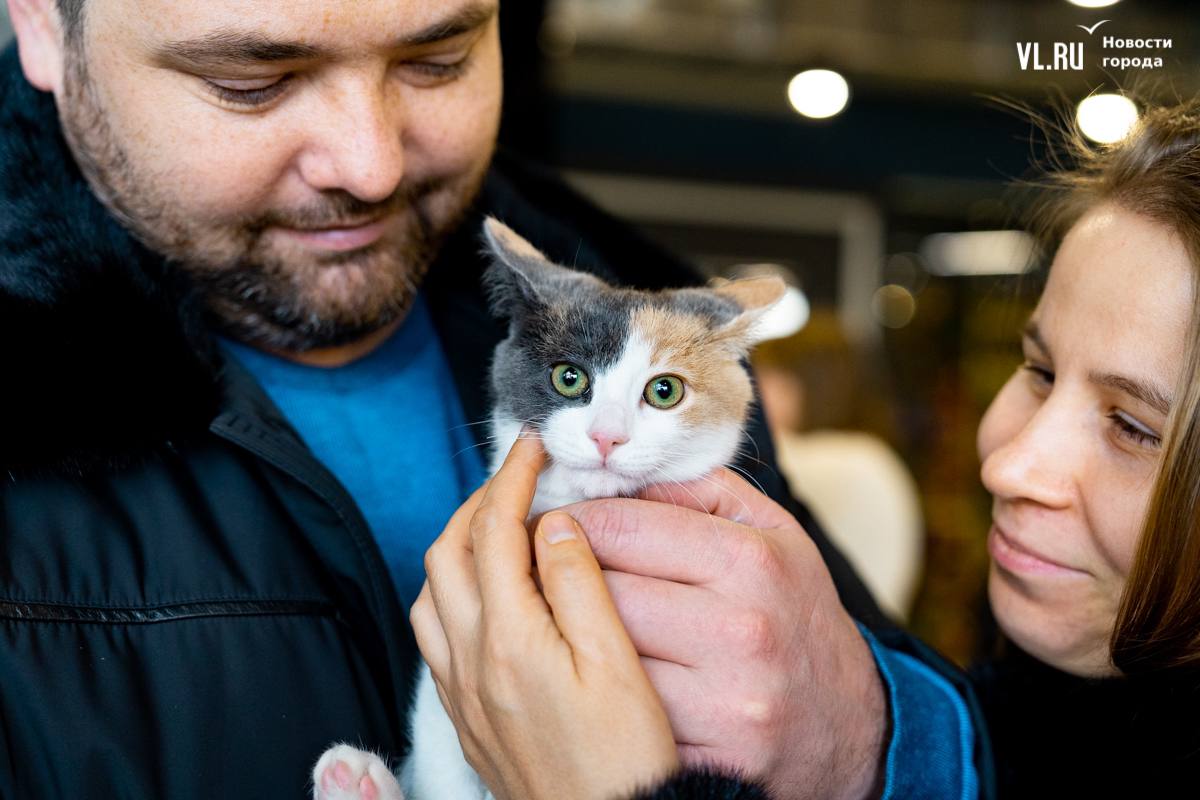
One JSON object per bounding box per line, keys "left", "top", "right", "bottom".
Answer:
{"left": 541, "top": 512, "right": 578, "bottom": 544}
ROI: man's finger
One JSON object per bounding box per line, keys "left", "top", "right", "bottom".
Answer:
{"left": 638, "top": 656, "right": 722, "bottom": 748}
{"left": 560, "top": 497, "right": 748, "bottom": 585}
{"left": 601, "top": 570, "right": 719, "bottom": 667}
{"left": 533, "top": 511, "right": 642, "bottom": 666}
{"left": 638, "top": 468, "right": 795, "bottom": 530}
{"left": 472, "top": 433, "right": 546, "bottom": 617}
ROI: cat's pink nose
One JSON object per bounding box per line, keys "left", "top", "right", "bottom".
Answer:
{"left": 590, "top": 431, "right": 629, "bottom": 460}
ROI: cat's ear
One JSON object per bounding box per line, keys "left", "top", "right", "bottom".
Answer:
{"left": 481, "top": 216, "right": 606, "bottom": 317}
{"left": 711, "top": 276, "right": 788, "bottom": 349}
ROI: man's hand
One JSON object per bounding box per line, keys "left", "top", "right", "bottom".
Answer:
{"left": 411, "top": 435, "right": 680, "bottom": 800}
{"left": 563, "top": 470, "right": 888, "bottom": 800}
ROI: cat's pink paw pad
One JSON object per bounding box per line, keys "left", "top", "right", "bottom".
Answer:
{"left": 312, "top": 744, "right": 404, "bottom": 800}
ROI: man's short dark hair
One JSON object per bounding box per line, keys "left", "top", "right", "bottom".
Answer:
{"left": 56, "top": 0, "right": 85, "bottom": 40}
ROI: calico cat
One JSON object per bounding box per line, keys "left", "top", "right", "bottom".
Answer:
{"left": 312, "top": 217, "right": 784, "bottom": 800}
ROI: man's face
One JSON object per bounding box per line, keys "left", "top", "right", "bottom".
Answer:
{"left": 58, "top": 0, "right": 502, "bottom": 350}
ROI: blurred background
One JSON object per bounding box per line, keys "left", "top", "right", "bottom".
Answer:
{"left": 4, "top": 0, "right": 1197, "bottom": 665}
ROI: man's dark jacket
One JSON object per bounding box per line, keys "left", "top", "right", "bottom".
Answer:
{"left": 0, "top": 45, "right": 989, "bottom": 799}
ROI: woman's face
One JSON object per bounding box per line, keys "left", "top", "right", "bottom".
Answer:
{"left": 977, "top": 203, "right": 1193, "bottom": 676}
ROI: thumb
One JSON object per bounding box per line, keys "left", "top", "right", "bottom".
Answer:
{"left": 534, "top": 512, "right": 639, "bottom": 665}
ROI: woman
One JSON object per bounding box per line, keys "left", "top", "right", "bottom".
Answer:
{"left": 967, "top": 102, "right": 1200, "bottom": 796}
{"left": 329, "top": 102, "right": 1200, "bottom": 799}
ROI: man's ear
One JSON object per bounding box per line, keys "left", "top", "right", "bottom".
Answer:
{"left": 7, "top": 0, "right": 67, "bottom": 94}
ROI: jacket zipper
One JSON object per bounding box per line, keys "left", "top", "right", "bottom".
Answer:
{"left": 0, "top": 597, "right": 338, "bottom": 625}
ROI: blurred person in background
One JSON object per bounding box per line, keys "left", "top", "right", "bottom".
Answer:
{"left": 754, "top": 309, "right": 924, "bottom": 621}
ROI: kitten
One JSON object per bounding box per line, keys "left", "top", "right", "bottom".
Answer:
{"left": 312, "top": 218, "right": 784, "bottom": 800}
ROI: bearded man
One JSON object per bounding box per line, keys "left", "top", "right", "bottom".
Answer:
{"left": 0, "top": 1, "right": 985, "bottom": 798}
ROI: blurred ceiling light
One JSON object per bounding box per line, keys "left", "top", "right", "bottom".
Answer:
{"left": 538, "top": 15, "right": 577, "bottom": 59}
{"left": 1066, "top": 0, "right": 1120, "bottom": 7}
{"left": 919, "top": 230, "right": 1037, "bottom": 277}
{"left": 787, "top": 69, "right": 850, "bottom": 120}
{"left": 1076, "top": 94, "right": 1139, "bottom": 144}
{"left": 871, "top": 285, "right": 916, "bottom": 329}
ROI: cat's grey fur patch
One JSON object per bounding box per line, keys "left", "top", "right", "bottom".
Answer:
{"left": 488, "top": 280, "right": 633, "bottom": 426}
{"left": 663, "top": 287, "right": 744, "bottom": 327}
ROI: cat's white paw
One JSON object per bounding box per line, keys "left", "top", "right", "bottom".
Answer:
{"left": 312, "top": 744, "right": 404, "bottom": 800}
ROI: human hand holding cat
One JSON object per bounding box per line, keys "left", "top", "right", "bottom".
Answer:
{"left": 562, "top": 469, "right": 888, "bottom": 800}
{"left": 410, "top": 434, "right": 680, "bottom": 800}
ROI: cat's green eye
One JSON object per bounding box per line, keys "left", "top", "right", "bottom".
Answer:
{"left": 551, "top": 363, "right": 590, "bottom": 398}
{"left": 644, "top": 375, "right": 685, "bottom": 409}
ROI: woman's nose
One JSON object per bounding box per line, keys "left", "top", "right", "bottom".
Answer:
{"left": 980, "top": 398, "right": 1077, "bottom": 510}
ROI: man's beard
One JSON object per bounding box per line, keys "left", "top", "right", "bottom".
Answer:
{"left": 58, "top": 51, "right": 488, "bottom": 353}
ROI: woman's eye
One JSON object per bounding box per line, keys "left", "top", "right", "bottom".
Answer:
{"left": 643, "top": 375, "right": 685, "bottom": 410}
{"left": 551, "top": 363, "right": 590, "bottom": 399}
{"left": 1108, "top": 411, "right": 1162, "bottom": 450}
{"left": 204, "top": 76, "right": 291, "bottom": 107}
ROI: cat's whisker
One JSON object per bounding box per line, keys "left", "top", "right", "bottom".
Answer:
{"left": 726, "top": 462, "right": 770, "bottom": 498}
{"left": 648, "top": 467, "right": 723, "bottom": 538}
{"left": 732, "top": 443, "right": 781, "bottom": 483}
{"left": 450, "top": 440, "right": 500, "bottom": 460}
{"left": 446, "top": 419, "right": 496, "bottom": 432}
{"left": 692, "top": 469, "right": 756, "bottom": 524}
{"left": 739, "top": 425, "right": 764, "bottom": 464}
{"left": 733, "top": 430, "right": 773, "bottom": 466}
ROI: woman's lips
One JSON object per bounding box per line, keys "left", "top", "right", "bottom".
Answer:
{"left": 988, "top": 524, "right": 1088, "bottom": 577}
{"left": 276, "top": 215, "right": 392, "bottom": 252}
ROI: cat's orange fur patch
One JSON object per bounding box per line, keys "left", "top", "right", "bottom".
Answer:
{"left": 632, "top": 305, "right": 753, "bottom": 428}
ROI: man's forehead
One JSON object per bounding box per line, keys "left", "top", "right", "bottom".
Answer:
{"left": 108, "top": 0, "right": 496, "bottom": 57}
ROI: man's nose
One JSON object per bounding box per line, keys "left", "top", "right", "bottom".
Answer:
{"left": 297, "top": 82, "right": 405, "bottom": 203}
{"left": 980, "top": 399, "right": 1076, "bottom": 510}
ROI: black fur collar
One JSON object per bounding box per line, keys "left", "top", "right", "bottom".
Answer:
{"left": 0, "top": 46, "right": 223, "bottom": 478}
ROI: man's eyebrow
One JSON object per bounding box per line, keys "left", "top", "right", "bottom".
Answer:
{"left": 1091, "top": 372, "right": 1173, "bottom": 416}
{"left": 154, "top": 31, "right": 322, "bottom": 69}
{"left": 153, "top": 3, "right": 497, "bottom": 69}
{"left": 400, "top": 2, "right": 498, "bottom": 46}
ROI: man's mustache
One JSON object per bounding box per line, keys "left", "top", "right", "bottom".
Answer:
{"left": 245, "top": 177, "right": 444, "bottom": 232}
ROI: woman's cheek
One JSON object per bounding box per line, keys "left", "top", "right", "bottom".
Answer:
{"left": 1090, "top": 473, "right": 1152, "bottom": 580}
